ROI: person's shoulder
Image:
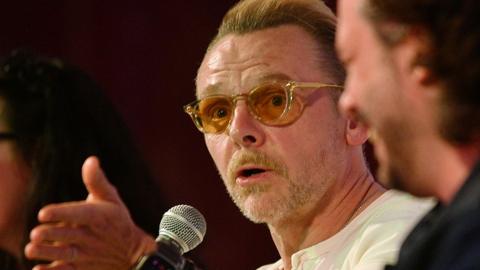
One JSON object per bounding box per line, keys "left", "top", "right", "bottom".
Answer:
{"left": 348, "top": 190, "right": 433, "bottom": 256}
{"left": 366, "top": 190, "right": 435, "bottom": 224}
{"left": 341, "top": 191, "right": 434, "bottom": 268}
{"left": 415, "top": 189, "right": 480, "bottom": 268}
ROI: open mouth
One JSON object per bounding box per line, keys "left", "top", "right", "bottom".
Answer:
{"left": 239, "top": 168, "right": 266, "bottom": 177}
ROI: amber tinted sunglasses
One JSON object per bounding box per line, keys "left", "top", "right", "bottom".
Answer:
{"left": 183, "top": 81, "right": 342, "bottom": 134}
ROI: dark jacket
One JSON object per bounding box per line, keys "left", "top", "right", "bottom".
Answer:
{"left": 387, "top": 162, "right": 480, "bottom": 270}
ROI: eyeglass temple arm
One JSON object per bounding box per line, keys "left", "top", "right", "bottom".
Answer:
{"left": 289, "top": 82, "right": 343, "bottom": 89}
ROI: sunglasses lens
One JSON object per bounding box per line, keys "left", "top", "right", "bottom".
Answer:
{"left": 250, "top": 84, "right": 289, "bottom": 124}
{"left": 186, "top": 82, "right": 306, "bottom": 133}
{"left": 195, "top": 97, "right": 232, "bottom": 133}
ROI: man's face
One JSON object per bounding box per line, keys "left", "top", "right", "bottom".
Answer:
{"left": 336, "top": 0, "right": 432, "bottom": 194}
{"left": 196, "top": 25, "right": 348, "bottom": 225}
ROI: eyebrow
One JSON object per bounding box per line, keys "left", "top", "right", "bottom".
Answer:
{"left": 197, "top": 73, "right": 293, "bottom": 99}
{"left": 198, "top": 84, "right": 223, "bottom": 99}
{"left": 257, "top": 73, "right": 292, "bottom": 82}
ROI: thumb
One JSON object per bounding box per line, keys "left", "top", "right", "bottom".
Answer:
{"left": 83, "top": 156, "right": 123, "bottom": 205}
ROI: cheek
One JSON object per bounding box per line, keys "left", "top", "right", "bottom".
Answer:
{"left": 343, "top": 61, "right": 374, "bottom": 112}
{"left": 345, "top": 72, "right": 365, "bottom": 104}
{"left": 275, "top": 109, "right": 343, "bottom": 167}
{"left": 205, "top": 135, "right": 231, "bottom": 177}
{"left": 0, "top": 161, "right": 31, "bottom": 232}
{"left": 349, "top": 61, "right": 396, "bottom": 123}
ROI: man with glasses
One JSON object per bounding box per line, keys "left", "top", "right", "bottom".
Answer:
{"left": 336, "top": 0, "right": 480, "bottom": 269}
{"left": 25, "top": 1, "right": 431, "bottom": 270}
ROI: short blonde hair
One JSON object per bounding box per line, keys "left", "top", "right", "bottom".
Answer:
{"left": 207, "top": 0, "right": 344, "bottom": 85}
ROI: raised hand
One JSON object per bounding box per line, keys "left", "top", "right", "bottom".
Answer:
{"left": 25, "top": 156, "right": 157, "bottom": 270}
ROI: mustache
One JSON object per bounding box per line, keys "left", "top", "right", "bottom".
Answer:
{"left": 226, "top": 150, "right": 288, "bottom": 182}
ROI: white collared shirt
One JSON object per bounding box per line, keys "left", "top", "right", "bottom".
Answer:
{"left": 257, "top": 190, "right": 433, "bottom": 270}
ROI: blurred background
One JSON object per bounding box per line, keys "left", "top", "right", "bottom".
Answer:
{"left": 0, "top": 1, "right": 339, "bottom": 269}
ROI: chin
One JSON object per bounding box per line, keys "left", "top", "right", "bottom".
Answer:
{"left": 228, "top": 183, "right": 276, "bottom": 221}
{"left": 231, "top": 183, "right": 310, "bottom": 224}
{"left": 377, "top": 163, "right": 413, "bottom": 194}
{"left": 237, "top": 194, "right": 277, "bottom": 224}
{"left": 376, "top": 164, "right": 392, "bottom": 188}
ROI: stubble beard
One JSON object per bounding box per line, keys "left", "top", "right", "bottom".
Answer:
{"left": 223, "top": 149, "right": 328, "bottom": 225}
{"left": 374, "top": 114, "right": 416, "bottom": 193}
{"left": 234, "top": 177, "right": 315, "bottom": 224}
{"left": 376, "top": 160, "right": 406, "bottom": 191}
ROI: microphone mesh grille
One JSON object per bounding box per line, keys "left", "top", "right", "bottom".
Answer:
{"left": 159, "top": 204, "right": 207, "bottom": 253}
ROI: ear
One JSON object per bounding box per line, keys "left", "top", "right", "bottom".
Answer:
{"left": 394, "top": 27, "right": 436, "bottom": 87}
{"left": 412, "top": 64, "right": 434, "bottom": 86}
{"left": 345, "top": 118, "right": 369, "bottom": 146}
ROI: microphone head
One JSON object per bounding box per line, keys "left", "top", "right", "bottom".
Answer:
{"left": 158, "top": 204, "right": 207, "bottom": 254}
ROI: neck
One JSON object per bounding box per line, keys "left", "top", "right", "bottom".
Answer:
{"left": 433, "top": 141, "right": 480, "bottom": 204}
{"left": 267, "top": 165, "right": 385, "bottom": 270}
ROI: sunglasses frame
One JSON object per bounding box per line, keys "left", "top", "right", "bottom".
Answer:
{"left": 184, "top": 80, "right": 343, "bottom": 134}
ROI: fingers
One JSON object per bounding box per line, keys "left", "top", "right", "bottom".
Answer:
{"left": 38, "top": 202, "right": 116, "bottom": 227}
{"left": 30, "top": 223, "right": 92, "bottom": 245}
{"left": 82, "top": 156, "right": 123, "bottom": 205}
{"left": 26, "top": 224, "right": 86, "bottom": 264}
{"left": 32, "top": 261, "right": 75, "bottom": 270}
{"left": 27, "top": 156, "right": 140, "bottom": 270}
{"left": 26, "top": 226, "right": 141, "bottom": 270}
{"left": 25, "top": 242, "right": 80, "bottom": 263}
{"left": 38, "top": 156, "right": 128, "bottom": 226}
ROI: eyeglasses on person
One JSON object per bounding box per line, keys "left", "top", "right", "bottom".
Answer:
{"left": 183, "top": 80, "right": 343, "bottom": 134}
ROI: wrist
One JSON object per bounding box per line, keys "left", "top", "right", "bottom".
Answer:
{"left": 130, "top": 229, "right": 157, "bottom": 268}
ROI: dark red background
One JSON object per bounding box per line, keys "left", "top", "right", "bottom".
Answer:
{"left": 0, "top": 1, "right": 340, "bottom": 269}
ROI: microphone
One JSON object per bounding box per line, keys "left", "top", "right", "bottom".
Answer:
{"left": 135, "top": 205, "right": 207, "bottom": 270}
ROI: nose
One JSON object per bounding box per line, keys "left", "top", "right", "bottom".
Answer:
{"left": 227, "top": 100, "right": 265, "bottom": 148}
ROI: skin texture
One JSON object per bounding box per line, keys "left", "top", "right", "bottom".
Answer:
{"left": 0, "top": 99, "right": 31, "bottom": 258}
{"left": 24, "top": 157, "right": 156, "bottom": 270}
{"left": 336, "top": 0, "right": 473, "bottom": 203}
{"left": 25, "top": 22, "right": 383, "bottom": 270}
{"left": 197, "top": 24, "right": 384, "bottom": 270}
{"left": 198, "top": 25, "right": 347, "bottom": 226}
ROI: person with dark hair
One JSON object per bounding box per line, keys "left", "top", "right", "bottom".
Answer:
{"left": 0, "top": 50, "right": 166, "bottom": 270}
{"left": 336, "top": 0, "right": 480, "bottom": 269}
{"left": 25, "top": 1, "right": 432, "bottom": 270}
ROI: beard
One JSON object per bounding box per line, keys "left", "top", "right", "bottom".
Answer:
{"left": 376, "top": 159, "right": 408, "bottom": 191}
{"left": 222, "top": 150, "right": 313, "bottom": 224}
{"left": 222, "top": 145, "right": 334, "bottom": 225}
{"left": 370, "top": 113, "right": 420, "bottom": 194}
